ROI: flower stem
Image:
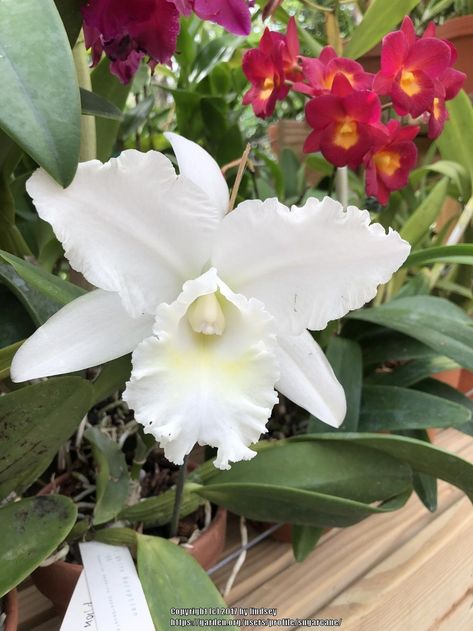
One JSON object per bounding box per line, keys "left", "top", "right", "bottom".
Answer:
{"left": 169, "top": 454, "right": 189, "bottom": 538}
{"left": 73, "top": 31, "right": 97, "bottom": 162}
{"left": 228, "top": 144, "right": 252, "bottom": 213}
{"left": 335, "top": 166, "right": 349, "bottom": 209}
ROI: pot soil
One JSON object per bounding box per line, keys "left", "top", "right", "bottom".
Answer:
{"left": 32, "top": 506, "right": 227, "bottom": 617}
{"left": 1, "top": 590, "right": 18, "bottom": 631}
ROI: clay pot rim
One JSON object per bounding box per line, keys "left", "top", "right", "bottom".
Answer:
{"left": 437, "top": 14, "right": 473, "bottom": 38}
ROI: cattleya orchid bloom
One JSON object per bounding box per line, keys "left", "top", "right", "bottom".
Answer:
{"left": 373, "top": 17, "right": 453, "bottom": 118}
{"left": 242, "top": 17, "right": 301, "bottom": 118}
{"left": 171, "top": 0, "right": 252, "bottom": 36}
{"left": 304, "top": 74, "right": 381, "bottom": 168}
{"left": 294, "top": 46, "right": 373, "bottom": 97}
{"left": 425, "top": 66, "right": 465, "bottom": 139}
{"left": 82, "top": 0, "right": 180, "bottom": 83}
{"left": 11, "top": 136, "right": 410, "bottom": 469}
{"left": 364, "top": 121, "right": 419, "bottom": 205}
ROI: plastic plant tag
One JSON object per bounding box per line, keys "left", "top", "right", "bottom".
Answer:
{"left": 78, "top": 541, "right": 155, "bottom": 631}
{"left": 60, "top": 571, "right": 97, "bottom": 631}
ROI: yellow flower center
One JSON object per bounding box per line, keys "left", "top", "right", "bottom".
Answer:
{"left": 400, "top": 70, "right": 421, "bottom": 97}
{"left": 374, "top": 150, "right": 401, "bottom": 176}
{"left": 333, "top": 119, "right": 359, "bottom": 150}
{"left": 260, "top": 77, "right": 275, "bottom": 100}
{"left": 187, "top": 292, "right": 226, "bottom": 336}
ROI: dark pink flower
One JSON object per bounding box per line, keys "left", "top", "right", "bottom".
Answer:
{"left": 242, "top": 18, "right": 301, "bottom": 118}
{"left": 426, "top": 66, "right": 466, "bottom": 139}
{"left": 169, "top": 0, "right": 251, "bottom": 35}
{"left": 294, "top": 46, "right": 373, "bottom": 96}
{"left": 373, "top": 16, "right": 452, "bottom": 118}
{"left": 364, "top": 120, "right": 419, "bottom": 205}
{"left": 303, "top": 74, "right": 381, "bottom": 169}
{"left": 82, "top": 0, "right": 180, "bottom": 83}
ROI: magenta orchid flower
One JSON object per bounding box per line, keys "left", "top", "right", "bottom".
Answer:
{"left": 170, "top": 0, "right": 251, "bottom": 36}
{"left": 304, "top": 74, "right": 381, "bottom": 169}
{"left": 11, "top": 136, "right": 409, "bottom": 469}
{"left": 294, "top": 46, "right": 373, "bottom": 97}
{"left": 364, "top": 121, "right": 419, "bottom": 205}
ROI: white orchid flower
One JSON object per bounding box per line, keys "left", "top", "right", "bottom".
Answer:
{"left": 11, "top": 134, "right": 410, "bottom": 469}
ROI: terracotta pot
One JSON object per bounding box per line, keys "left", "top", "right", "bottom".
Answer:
{"left": 32, "top": 507, "right": 227, "bottom": 616}
{"left": 438, "top": 16, "right": 473, "bottom": 96}
{"left": 268, "top": 120, "right": 325, "bottom": 187}
{"left": 2, "top": 590, "right": 19, "bottom": 631}
{"left": 435, "top": 368, "right": 473, "bottom": 396}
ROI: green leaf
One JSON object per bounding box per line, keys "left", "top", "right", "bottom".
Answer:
{"left": 84, "top": 427, "right": 129, "bottom": 525}
{"left": 0, "top": 263, "right": 61, "bottom": 326}
{"left": 80, "top": 88, "right": 124, "bottom": 121}
{"left": 0, "top": 250, "right": 84, "bottom": 309}
{"left": 0, "top": 0, "right": 80, "bottom": 185}
{"left": 345, "top": 0, "right": 422, "bottom": 59}
{"left": 0, "top": 377, "right": 93, "bottom": 498}
{"left": 396, "top": 429, "right": 438, "bottom": 512}
{"left": 189, "top": 35, "right": 243, "bottom": 85}
{"left": 347, "top": 296, "right": 473, "bottom": 371}
{"left": 359, "top": 385, "right": 471, "bottom": 431}
{"left": 0, "top": 287, "right": 33, "bottom": 347}
{"left": 137, "top": 535, "right": 237, "bottom": 631}
{"left": 404, "top": 244, "right": 473, "bottom": 268}
{"left": 437, "top": 91, "right": 473, "bottom": 189}
{"left": 0, "top": 340, "right": 23, "bottom": 380}
{"left": 308, "top": 337, "right": 362, "bottom": 432}
{"left": 400, "top": 178, "right": 449, "bottom": 247}
{"left": 0, "top": 495, "right": 77, "bottom": 596}
{"left": 365, "top": 356, "right": 459, "bottom": 387}
{"left": 92, "top": 355, "right": 132, "bottom": 406}
{"left": 91, "top": 58, "right": 131, "bottom": 161}
{"left": 362, "top": 332, "right": 436, "bottom": 367}
{"left": 299, "top": 433, "right": 473, "bottom": 501}
{"left": 291, "top": 525, "right": 324, "bottom": 562}
{"left": 53, "top": 0, "right": 84, "bottom": 47}
{"left": 409, "top": 160, "right": 468, "bottom": 198}
{"left": 414, "top": 378, "right": 473, "bottom": 436}
{"left": 196, "top": 440, "right": 412, "bottom": 527}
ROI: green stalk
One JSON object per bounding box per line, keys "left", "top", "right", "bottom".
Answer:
{"left": 73, "top": 32, "right": 97, "bottom": 161}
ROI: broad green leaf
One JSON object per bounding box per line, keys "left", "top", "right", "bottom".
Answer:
{"left": 85, "top": 427, "right": 129, "bottom": 525}
{"left": 409, "top": 160, "right": 468, "bottom": 197}
{"left": 404, "top": 244, "right": 473, "bottom": 268}
{"left": 0, "top": 340, "right": 23, "bottom": 380}
{"left": 91, "top": 58, "right": 131, "bottom": 161}
{"left": 92, "top": 355, "right": 132, "bottom": 406}
{"left": 0, "top": 377, "right": 93, "bottom": 498}
{"left": 291, "top": 525, "right": 324, "bottom": 563}
{"left": 400, "top": 178, "right": 448, "bottom": 247}
{"left": 362, "top": 331, "right": 436, "bottom": 367}
{"left": 347, "top": 296, "right": 473, "bottom": 371}
{"left": 415, "top": 378, "right": 473, "bottom": 436}
{"left": 359, "top": 385, "right": 471, "bottom": 430}
{"left": 196, "top": 441, "right": 412, "bottom": 527}
{"left": 0, "top": 0, "right": 80, "bottom": 185}
{"left": 0, "top": 263, "right": 60, "bottom": 326}
{"left": 396, "top": 429, "right": 437, "bottom": 512}
{"left": 309, "top": 337, "right": 362, "bottom": 432}
{"left": 344, "top": 0, "right": 422, "bottom": 59}
{"left": 80, "top": 88, "right": 124, "bottom": 121}
{"left": 299, "top": 433, "right": 473, "bottom": 501}
{"left": 0, "top": 250, "right": 84, "bottom": 308}
{"left": 437, "top": 91, "right": 473, "bottom": 189}
{"left": 0, "top": 287, "right": 33, "bottom": 347}
{"left": 137, "top": 535, "right": 237, "bottom": 631}
{"left": 54, "top": 0, "right": 84, "bottom": 47}
{"left": 0, "top": 496, "right": 77, "bottom": 596}
{"left": 365, "top": 356, "right": 459, "bottom": 387}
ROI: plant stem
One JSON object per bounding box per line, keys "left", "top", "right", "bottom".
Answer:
{"left": 169, "top": 454, "right": 189, "bottom": 538}
{"left": 73, "top": 31, "right": 97, "bottom": 161}
{"left": 335, "top": 166, "right": 349, "bottom": 208}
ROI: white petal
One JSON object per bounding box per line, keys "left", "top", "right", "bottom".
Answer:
{"left": 212, "top": 197, "right": 411, "bottom": 334}
{"left": 164, "top": 132, "right": 229, "bottom": 218}
{"left": 26, "top": 150, "right": 220, "bottom": 318}
{"left": 123, "top": 269, "right": 279, "bottom": 469}
{"left": 276, "top": 332, "right": 346, "bottom": 428}
{"left": 10, "top": 290, "right": 154, "bottom": 382}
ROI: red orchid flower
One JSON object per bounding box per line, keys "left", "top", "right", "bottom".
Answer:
{"left": 82, "top": 0, "right": 180, "bottom": 84}
{"left": 373, "top": 16, "right": 452, "bottom": 118}
{"left": 364, "top": 120, "right": 419, "bottom": 205}
{"left": 427, "top": 66, "right": 465, "bottom": 139}
{"left": 170, "top": 0, "right": 251, "bottom": 36}
{"left": 294, "top": 46, "right": 373, "bottom": 97}
{"left": 242, "top": 18, "right": 301, "bottom": 118}
{"left": 303, "top": 74, "right": 382, "bottom": 169}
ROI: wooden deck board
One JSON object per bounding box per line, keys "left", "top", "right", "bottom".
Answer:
{"left": 17, "top": 429, "right": 473, "bottom": 631}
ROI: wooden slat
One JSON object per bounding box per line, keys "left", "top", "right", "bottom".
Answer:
{"left": 312, "top": 497, "right": 473, "bottom": 630}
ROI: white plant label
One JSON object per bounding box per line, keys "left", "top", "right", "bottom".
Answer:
{"left": 59, "top": 571, "right": 97, "bottom": 631}
{"left": 75, "top": 541, "right": 155, "bottom": 631}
